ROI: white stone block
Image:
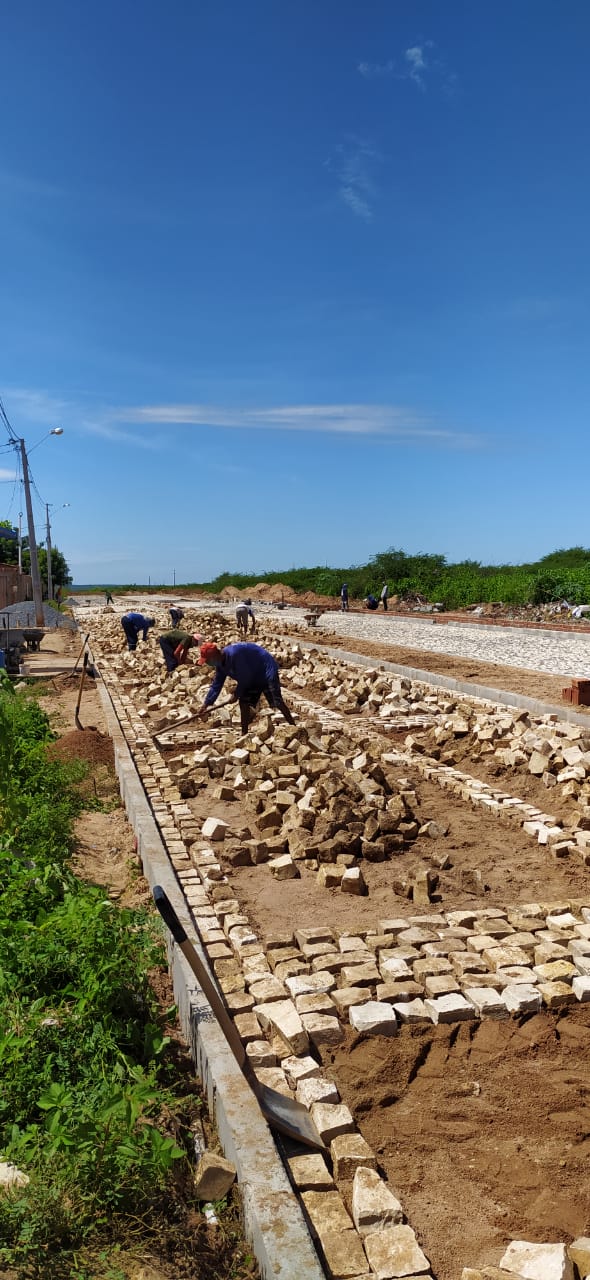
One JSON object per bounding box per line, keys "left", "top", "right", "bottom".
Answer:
{"left": 503, "top": 983, "right": 543, "bottom": 1014}
{"left": 424, "top": 993, "right": 476, "bottom": 1024}
{"left": 349, "top": 1001, "right": 398, "bottom": 1037}
{"left": 500, "top": 1240, "right": 574, "bottom": 1280}
{"left": 352, "top": 1166, "right": 403, "bottom": 1235}
{"left": 201, "top": 816, "right": 228, "bottom": 841}
{"left": 364, "top": 1224, "right": 430, "bottom": 1277}
{"left": 464, "top": 987, "right": 509, "bottom": 1018}
{"left": 572, "top": 975, "right": 590, "bottom": 1002}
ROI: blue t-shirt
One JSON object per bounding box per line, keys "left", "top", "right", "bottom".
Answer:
{"left": 204, "top": 643, "right": 279, "bottom": 706}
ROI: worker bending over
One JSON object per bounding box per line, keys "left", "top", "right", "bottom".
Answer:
{"left": 169, "top": 604, "right": 184, "bottom": 628}
{"left": 159, "top": 628, "right": 202, "bottom": 674}
{"left": 121, "top": 612, "right": 155, "bottom": 651}
{"left": 198, "top": 641, "right": 294, "bottom": 734}
{"left": 236, "top": 599, "right": 256, "bottom": 636}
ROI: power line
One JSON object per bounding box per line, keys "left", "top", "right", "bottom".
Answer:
{"left": 0, "top": 396, "right": 18, "bottom": 443}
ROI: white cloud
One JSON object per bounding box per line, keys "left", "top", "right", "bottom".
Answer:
{"left": 357, "top": 60, "right": 395, "bottom": 79}
{"left": 405, "top": 45, "right": 427, "bottom": 89}
{"left": 358, "top": 40, "right": 453, "bottom": 93}
{"left": 326, "top": 138, "right": 381, "bottom": 221}
{"left": 119, "top": 402, "right": 481, "bottom": 448}
{"left": 0, "top": 467, "right": 18, "bottom": 482}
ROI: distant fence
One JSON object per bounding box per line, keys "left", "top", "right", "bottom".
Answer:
{"left": 0, "top": 566, "right": 32, "bottom": 610}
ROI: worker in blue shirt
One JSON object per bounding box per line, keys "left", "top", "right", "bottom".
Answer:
{"left": 198, "top": 641, "right": 295, "bottom": 734}
{"left": 121, "top": 612, "right": 155, "bottom": 651}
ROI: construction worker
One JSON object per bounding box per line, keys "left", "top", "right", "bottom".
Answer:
{"left": 340, "top": 584, "right": 349, "bottom": 612}
{"left": 169, "top": 604, "right": 184, "bottom": 628}
{"left": 159, "top": 628, "right": 202, "bottom": 674}
{"left": 121, "top": 612, "right": 155, "bottom": 651}
{"left": 197, "top": 641, "right": 294, "bottom": 734}
{"left": 380, "top": 583, "right": 389, "bottom": 611}
{"left": 236, "top": 599, "right": 255, "bottom": 636}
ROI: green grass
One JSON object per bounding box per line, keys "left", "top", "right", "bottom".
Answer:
{"left": 0, "top": 677, "right": 202, "bottom": 1278}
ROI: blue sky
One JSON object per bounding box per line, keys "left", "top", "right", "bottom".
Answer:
{"left": 1, "top": 1, "right": 589, "bottom": 584}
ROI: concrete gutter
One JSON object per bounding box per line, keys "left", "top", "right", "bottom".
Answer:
{"left": 94, "top": 663, "right": 325, "bottom": 1280}
{"left": 301, "top": 638, "right": 590, "bottom": 729}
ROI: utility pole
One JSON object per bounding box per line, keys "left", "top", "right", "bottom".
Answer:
{"left": 20, "top": 439, "right": 44, "bottom": 626}
{"left": 18, "top": 511, "right": 22, "bottom": 573}
{"left": 45, "top": 504, "right": 53, "bottom": 603}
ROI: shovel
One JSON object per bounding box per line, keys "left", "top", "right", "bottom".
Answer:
{"left": 152, "top": 885, "right": 325, "bottom": 1151}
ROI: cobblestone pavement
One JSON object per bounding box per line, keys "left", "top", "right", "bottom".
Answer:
{"left": 304, "top": 611, "right": 590, "bottom": 680}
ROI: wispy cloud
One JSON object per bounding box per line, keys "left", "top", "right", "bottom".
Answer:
{"left": 358, "top": 41, "right": 455, "bottom": 94}
{"left": 0, "top": 467, "right": 18, "bottom": 482}
{"left": 325, "top": 137, "right": 381, "bottom": 221}
{"left": 405, "top": 45, "right": 428, "bottom": 89}
{"left": 119, "top": 402, "right": 481, "bottom": 448}
{"left": 357, "top": 59, "right": 395, "bottom": 79}
{"left": 3, "top": 389, "right": 482, "bottom": 451}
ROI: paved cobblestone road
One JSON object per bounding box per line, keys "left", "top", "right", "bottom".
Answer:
{"left": 310, "top": 610, "right": 590, "bottom": 679}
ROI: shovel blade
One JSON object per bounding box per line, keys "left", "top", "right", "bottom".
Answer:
{"left": 255, "top": 1083, "right": 325, "bottom": 1150}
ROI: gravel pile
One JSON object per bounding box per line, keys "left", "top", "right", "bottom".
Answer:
{"left": 0, "top": 602, "right": 77, "bottom": 630}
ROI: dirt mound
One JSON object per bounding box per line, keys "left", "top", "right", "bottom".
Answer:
{"left": 49, "top": 727, "right": 115, "bottom": 766}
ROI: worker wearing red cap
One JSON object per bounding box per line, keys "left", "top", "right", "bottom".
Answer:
{"left": 198, "top": 641, "right": 295, "bottom": 734}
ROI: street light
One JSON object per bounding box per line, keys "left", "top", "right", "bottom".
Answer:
{"left": 45, "top": 502, "right": 70, "bottom": 603}
{"left": 18, "top": 429, "right": 63, "bottom": 626}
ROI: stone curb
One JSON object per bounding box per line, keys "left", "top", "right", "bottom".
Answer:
{"left": 93, "top": 659, "right": 325, "bottom": 1280}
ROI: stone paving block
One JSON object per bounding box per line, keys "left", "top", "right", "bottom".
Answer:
{"left": 423, "top": 973, "right": 461, "bottom": 997}
{"left": 248, "top": 975, "right": 287, "bottom": 1003}
{"left": 380, "top": 957, "right": 414, "bottom": 982}
{"left": 568, "top": 1238, "right": 590, "bottom": 1277}
{"left": 331, "top": 986, "right": 373, "bottom": 1012}
{"left": 310, "top": 1102, "right": 356, "bottom": 1144}
{"left": 302, "top": 1188, "right": 354, "bottom": 1233}
{"left": 201, "top": 816, "right": 228, "bottom": 841}
{"left": 282, "top": 1054, "right": 322, "bottom": 1087}
{"left": 393, "top": 997, "right": 430, "bottom": 1023}
{"left": 533, "top": 960, "right": 578, "bottom": 983}
{"left": 538, "top": 981, "right": 576, "bottom": 1008}
{"left": 495, "top": 966, "right": 538, "bottom": 987}
{"left": 377, "top": 980, "right": 424, "bottom": 1003}
{"left": 341, "top": 962, "right": 381, "bottom": 987}
{"left": 295, "top": 992, "right": 336, "bottom": 1017}
{"left": 318, "top": 1228, "right": 369, "bottom": 1279}
{"left": 483, "top": 945, "right": 532, "bottom": 971}
{"left": 424, "top": 993, "right": 476, "bottom": 1024}
{"left": 288, "top": 1152, "right": 335, "bottom": 1191}
{"left": 302, "top": 1012, "right": 345, "bottom": 1047}
{"left": 331, "top": 1132, "right": 377, "bottom": 1180}
{"left": 503, "top": 984, "right": 543, "bottom": 1014}
{"left": 245, "top": 1040, "right": 277, "bottom": 1068}
{"left": 286, "top": 971, "right": 337, "bottom": 998}
{"left": 297, "top": 1077, "right": 340, "bottom": 1108}
{"left": 349, "top": 1001, "right": 398, "bottom": 1036}
{"left": 499, "top": 1240, "right": 574, "bottom": 1280}
{"left": 352, "top": 1167, "right": 403, "bottom": 1235}
{"left": 464, "top": 987, "right": 509, "bottom": 1018}
{"left": 364, "top": 1224, "right": 430, "bottom": 1277}
{"left": 572, "top": 975, "right": 590, "bottom": 1001}
{"left": 253, "top": 998, "right": 309, "bottom": 1054}
{"left": 254, "top": 1066, "right": 293, "bottom": 1097}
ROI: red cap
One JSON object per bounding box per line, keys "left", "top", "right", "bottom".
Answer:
{"left": 199, "top": 642, "right": 220, "bottom": 665}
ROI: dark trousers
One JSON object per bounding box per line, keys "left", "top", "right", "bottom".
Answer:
{"left": 382, "top": 598, "right": 388, "bottom": 610}
{"left": 238, "top": 677, "right": 294, "bottom": 734}
{"left": 169, "top": 609, "right": 183, "bottom": 627}
{"left": 159, "top": 637, "right": 178, "bottom": 673}
{"left": 121, "top": 618, "right": 139, "bottom": 650}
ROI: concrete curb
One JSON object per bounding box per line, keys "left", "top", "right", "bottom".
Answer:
{"left": 300, "top": 639, "right": 590, "bottom": 729}
{"left": 94, "top": 664, "right": 325, "bottom": 1280}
